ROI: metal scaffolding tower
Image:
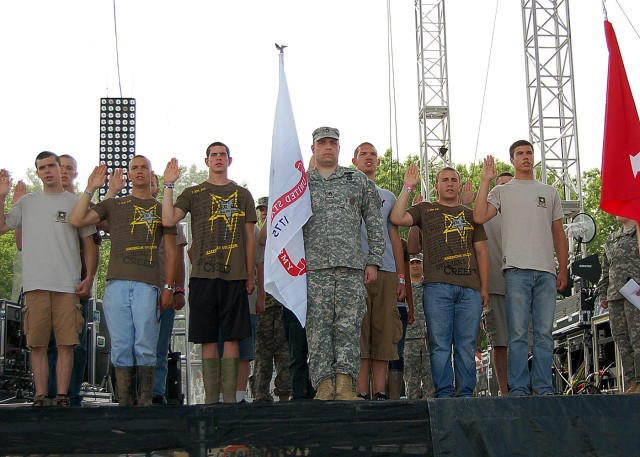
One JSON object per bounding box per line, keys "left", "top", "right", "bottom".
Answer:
{"left": 415, "top": 0, "right": 452, "bottom": 200}
{"left": 521, "top": 0, "right": 583, "bottom": 217}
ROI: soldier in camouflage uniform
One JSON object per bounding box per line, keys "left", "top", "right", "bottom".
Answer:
{"left": 597, "top": 216, "right": 640, "bottom": 393}
{"left": 404, "top": 253, "right": 434, "bottom": 399}
{"left": 254, "top": 294, "right": 292, "bottom": 401}
{"left": 303, "top": 126, "right": 385, "bottom": 401}
{"left": 253, "top": 197, "right": 292, "bottom": 402}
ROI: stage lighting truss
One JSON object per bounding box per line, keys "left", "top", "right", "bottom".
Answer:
{"left": 98, "top": 98, "right": 136, "bottom": 200}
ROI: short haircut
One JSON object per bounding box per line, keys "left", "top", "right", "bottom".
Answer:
{"left": 153, "top": 174, "right": 160, "bottom": 186}
{"left": 435, "top": 166, "right": 460, "bottom": 183}
{"left": 353, "top": 142, "right": 376, "bottom": 159}
{"left": 34, "top": 151, "right": 60, "bottom": 168}
{"left": 206, "top": 142, "right": 231, "bottom": 158}
{"left": 59, "top": 154, "right": 77, "bottom": 170}
{"left": 497, "top": 171, "right": 514, "bottom": 179}
{"left": 509, "top": 139, "right": 534, "bottom": 160}
{"left": 129, "top": 155, "right": 151, "bottom": 171}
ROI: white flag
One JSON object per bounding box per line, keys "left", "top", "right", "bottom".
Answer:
{"left": 264, "top": 52, "right": 312, "bottom": 326}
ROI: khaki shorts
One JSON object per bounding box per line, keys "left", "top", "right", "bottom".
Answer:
{"left": 360, "top": 270, "right": 402, "bottom": 360}
{"left": 484, "top": 294, "right": 508, "bottom": 347}
{"left": 23, "top": 290, "right": 83, "bottom": 347}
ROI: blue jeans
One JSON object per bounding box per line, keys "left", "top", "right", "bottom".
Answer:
{"left": 103, "top": 280, "right": 160, "bottom": 367}
{"left": 153, "top": 308, "right": 175, "bottom": 396}
{"left": 389, "top": 305, "right": 408, "bottom": 371}
{"left": 423, "top": 283, "right": 482, "bottom": 398}
{"left": 505, "top": 268, "right": 556, "bottom": 396}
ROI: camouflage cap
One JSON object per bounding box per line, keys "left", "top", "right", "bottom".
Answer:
{"left": 410, "top": 253, "right": 423, "bottom": 262}
{"left": 312, "top": 126, "right": 340, "bottom": 143}
{"left": 256, "top": 196, "right": 268, "bottom": 208}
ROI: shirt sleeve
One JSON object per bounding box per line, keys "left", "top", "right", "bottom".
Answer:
{"left": 4, "top": 198, "right": 23, "bottom": 230}
{"left": 362, "top": 178, "right": 385, "bottom": 267}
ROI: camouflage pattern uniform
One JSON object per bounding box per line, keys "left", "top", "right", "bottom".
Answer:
{"left": 404, "top": 280, "right": 434, "bottom": 398}
{"left": 303, "top": 166, "right": 384, "bottom": 388}
{"left": 596, "top": 224, "right": 640, "bottom": 388}
{"left": 253, "top": 294, "right": 292, "bottom": 401}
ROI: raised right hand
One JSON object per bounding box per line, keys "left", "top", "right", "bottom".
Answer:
{"left": 403, "top": 163, "right": 420, "bottom": 188}
{"left": 163, "top": 158, "right": 180, "bottom": 184}
{"left": 87, "top": 164, "right": 108, "bottom": 192}
{"left": 12, "top": 180, "right": 27, "bottom": 203}
{"left": 481, "top": 155, "right": 497, "bottom": 183}
{"left": 0, "top": 169, "right": 13, "bottom": 197}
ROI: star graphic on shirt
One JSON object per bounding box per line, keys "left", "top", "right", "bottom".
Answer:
{"left": 210, "top": 191, "right": 245, "bottom": 231}
{"left": 443, "top": 211, "right": 473, "bottom": 242}
{"left": 131, "top": 204, "right": 162, "bottom": 235}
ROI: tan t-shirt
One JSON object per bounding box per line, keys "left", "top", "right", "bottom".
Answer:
{"left": 175, "top": 181, "right": 256, "bottom": 280}
{"left": 93, "top": 196, "right": 177, "bottom": 287}
{"left": 408, "top": 202, "right": 487, "bottom": 291}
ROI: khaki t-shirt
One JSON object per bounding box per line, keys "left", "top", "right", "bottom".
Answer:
{"left": 408, "top": 202, "right": 487, "bottom": 291}
{"left": 93, "top": 196, "right": 177, "bottom": 287}
{"left": 175, "top": 181, "right": 256, "bottom": 280}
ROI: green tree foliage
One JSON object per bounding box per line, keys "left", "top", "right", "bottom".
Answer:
{"left": 373, "top": 150, "right": 421, "bottom": 196}
{"left": 581, "top": 168, "right": 616, "bottom": 258}
{"left": 0, "top": 233, "right": 18, "bottom": 301}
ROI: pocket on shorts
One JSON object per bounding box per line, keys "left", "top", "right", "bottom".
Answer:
{"left": 75, "top": 303, "right": 85, "bottom": 335}
{"left": 391, "top": 306, "right": 403, "bottom": 344}
{"left": 22, "top": 305, "right": 30, "bottom": 336}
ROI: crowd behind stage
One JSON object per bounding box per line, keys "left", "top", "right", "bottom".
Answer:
{"left": 1, "top": 129, "right": 638, "bottom": 408}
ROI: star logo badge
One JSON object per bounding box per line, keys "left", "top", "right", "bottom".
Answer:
{"left": 443, "top": 211, "right": 473, "bottom": 242}
{"left": 210, "top": 191, "right": 245, "bottom": 231}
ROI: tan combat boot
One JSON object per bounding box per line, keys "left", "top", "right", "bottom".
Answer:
{"left": 334, "top": 374, "right": 363, "bottom": 401}
{"left": 314, "top": 377, "right": 335, "bottom": 401}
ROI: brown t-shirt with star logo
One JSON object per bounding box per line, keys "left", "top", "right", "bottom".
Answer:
{"left": 93, "top": 196, "right": 178, "bottom": 287}
{"left": 175, "top": 181, "right": 256, "bottom": 280}
{"left": 407, "top": 201, "right": 487, "bottom": 291}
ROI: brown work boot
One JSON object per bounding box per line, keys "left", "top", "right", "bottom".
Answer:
{"left": 136, "top": 366, "right": 155, "bottom": 407}
{"left": 334, "top": 374, "right": 363, "bottom": 401}
{"left": 387, "top": 369, "right": 404, "bottom": 400}
{"left": 115, "top": 366, "right": 135, "bottom": 407}
{"left": 314, "top": 377, "right": 335, "bottom": 401}
{"left": 202, "top": 358, "right": 221, "bottom": 404}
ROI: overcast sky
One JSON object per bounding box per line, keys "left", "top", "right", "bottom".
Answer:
{"left": 0, "top": 0, "right": 638, "bottom": 199}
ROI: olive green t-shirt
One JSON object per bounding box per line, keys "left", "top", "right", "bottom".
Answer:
{"left": 93, "top": 196, "right": 177, "bottom": 287}
{"left": 175, "top": 181, "right": 256, "bottom": 280}
{"left": 408, "top": 202, "right": 487, "bottom": 291}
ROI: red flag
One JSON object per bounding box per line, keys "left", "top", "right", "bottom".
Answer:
{"left": 600, "top": 20, "right": 640, "bottom": 220}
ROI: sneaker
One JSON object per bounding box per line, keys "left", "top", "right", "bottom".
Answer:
{"left": 54, "top": 395, "right": 70, "bottom": 407}
{"left": 356, "top": 392, "right": 371, "bottom": 401}
{"left": 373, "top": 392, "right": 390, "bottom": 401}
{"left": 32, "top": 395, "right": 52, "bottom": 407}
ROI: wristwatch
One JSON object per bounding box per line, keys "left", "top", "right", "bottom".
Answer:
{"left": 163, "top": 284, "right": 175, "bottom": 292}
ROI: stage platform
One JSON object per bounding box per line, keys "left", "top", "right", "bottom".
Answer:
{"left": 0, "top": 395, "right": 638, "bottom": 456}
